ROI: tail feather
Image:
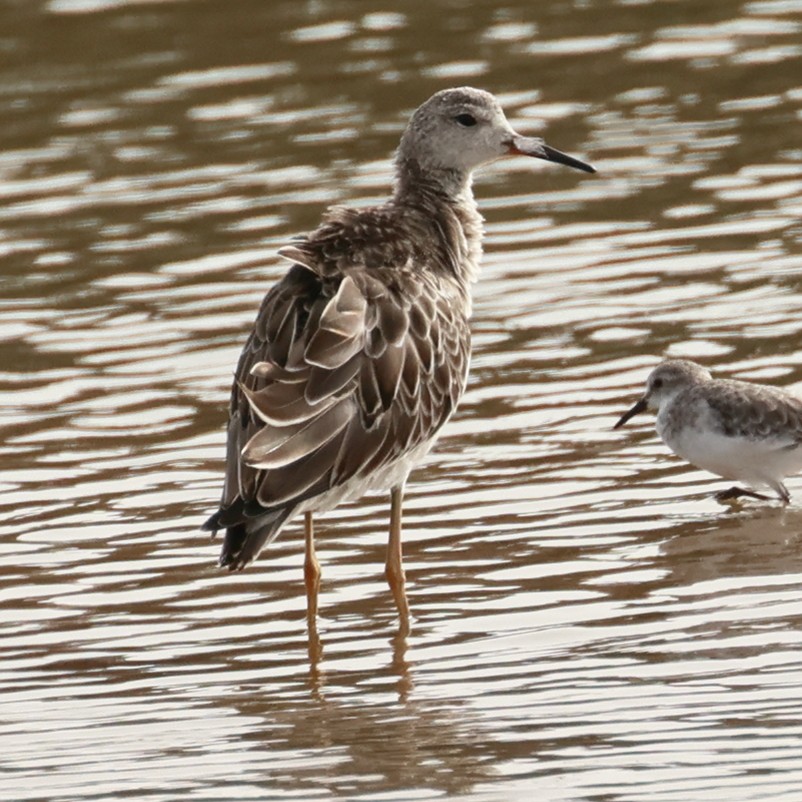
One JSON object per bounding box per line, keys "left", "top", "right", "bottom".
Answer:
{"left": 202, "top": 497, "right": 246, "bottom": 534}
{"left": 201, "top": 510, "right": 222, "bottom": 534}
{"left": 217, "top": 507, "right": 294, "bottom": 571}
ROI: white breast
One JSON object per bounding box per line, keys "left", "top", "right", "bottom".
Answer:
{"left": 658, "top": 404, "right": 802, "bottom": 489}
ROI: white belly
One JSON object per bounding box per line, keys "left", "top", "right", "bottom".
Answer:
{"left": 296, "top": 437, "right": 439, "bottom": 516}
{"left": 663, "top": 424, "right": 802, "bottom": 489}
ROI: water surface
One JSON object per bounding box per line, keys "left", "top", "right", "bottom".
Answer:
{"left": 2, "top": 1, "right": 802, "bottom": 800}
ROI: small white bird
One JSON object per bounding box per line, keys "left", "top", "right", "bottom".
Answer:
{"left": 614, "top": 359, "right": 802, "bottom": 503}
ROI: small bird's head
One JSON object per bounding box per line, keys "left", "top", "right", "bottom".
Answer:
{"left": 396, "top": 87, "right": 595, "bottom": 191}
{"left": 614, "top": 359, "right": 713, "bottom": 429}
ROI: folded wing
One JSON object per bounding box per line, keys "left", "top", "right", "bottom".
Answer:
{"left": 706, "top": 381, "right": 802, "bottom": 449}
{"left": 212, "top": 253, "right": 470, "bottom": 539}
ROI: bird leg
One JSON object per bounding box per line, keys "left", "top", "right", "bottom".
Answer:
{"left": 715, "top": 486, "right": 771, "bottom": 502}
{"left": 771, "top": 482, "right": 791, "bottom": 504}
{"left": 385, "top": 484, "right": 410, "bottom": 635}
{"left": 304, "top": 512, "right": 321, "bottom": 623}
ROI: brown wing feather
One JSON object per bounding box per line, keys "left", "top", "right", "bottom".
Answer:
{"left": 211, "top": 261, "right": 469, "bottom": 532}
{"left": 205, "top": 203, "right": 472, "bottom": 573}
{"left": 703, "top": 381, "right": 802, "bottom": 443}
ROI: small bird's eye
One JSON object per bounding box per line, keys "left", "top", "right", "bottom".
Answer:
{"left": 454, "top": 113, "right": 477, "bottom": 127}
{"left": 652, "top": 378, "right": 663, "bottom": 390}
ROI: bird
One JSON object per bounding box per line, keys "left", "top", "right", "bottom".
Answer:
{"left": 614, "top": 358, "right": 802, "bottom": 503}
{"left": 202, "top": 86, "right": 596, "bottom": 630}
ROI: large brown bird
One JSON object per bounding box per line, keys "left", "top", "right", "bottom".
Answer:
{"left": 203, "top": 87, "right": 595, "bottom": 630}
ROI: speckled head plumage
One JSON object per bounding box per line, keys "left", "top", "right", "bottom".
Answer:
{"left": 397, "top": 87, "right": 514, "bottom": 177}
{"left": 615, "top": 359, "right": 713, "bottom": 428}
{"left": 643, "top": 360, "right": 714, "bottom": 410}
{"left": 395, "top": 86, "right": 595, "bottom": 197}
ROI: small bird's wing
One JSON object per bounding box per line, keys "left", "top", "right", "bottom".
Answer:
{"left": 206, "top": 228, "right": 470, "bottom": 566}
{"left": 704, "top": 380, "right": 802, "bottom": 449}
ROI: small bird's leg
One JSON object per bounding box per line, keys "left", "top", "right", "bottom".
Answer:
{"left": 772, "top": 482, "right": 791, "bottom": 504}
{"left": 386, "top": 484, "right": 410, "bottom": 635}
{"left": 304, "top": 512, "right": 321, "bottom": 623}
{"left": 715, "top": 486, "right": 771, "bottom": 502}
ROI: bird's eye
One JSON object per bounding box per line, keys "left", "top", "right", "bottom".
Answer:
{"left": 454, "top": 113, "right": 477, "bottom": 127}
{"left": 652, "top": 378, "right": 663, "bottom": 390}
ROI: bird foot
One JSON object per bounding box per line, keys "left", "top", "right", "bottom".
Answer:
{"left": 714, "top": 486, "right": 771, "bottom": 503}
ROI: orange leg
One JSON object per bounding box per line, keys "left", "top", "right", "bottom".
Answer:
{"left": 304, "top": 512, "right": 321, "bottom": 623}
{"left": 385, "top": 484, "right": 410, "bottom": 634}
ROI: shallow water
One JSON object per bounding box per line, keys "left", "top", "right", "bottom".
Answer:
{"left": 2, "top": 0, "right": 802, "bottom": 800}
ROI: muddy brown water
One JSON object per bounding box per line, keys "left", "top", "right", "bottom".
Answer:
{"left": 2, "top": 1, "right": 802, "bottom": 800}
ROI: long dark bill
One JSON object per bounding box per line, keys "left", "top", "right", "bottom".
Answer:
{"left": 614, "top": 397, "right": 648, "bottom": 430}
{"left": 509, "top": 135, "right": 596, "bottom": 174}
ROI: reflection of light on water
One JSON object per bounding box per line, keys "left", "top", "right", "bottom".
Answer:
{"left": 2, "top": 0, "right": 802, "bottom": 799}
